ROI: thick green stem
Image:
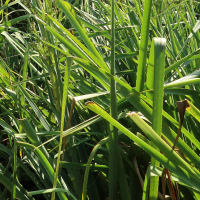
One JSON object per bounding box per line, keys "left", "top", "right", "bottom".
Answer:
{"left": 109, "top": 0, "right": 118, "bottom": 199}
{"left": 136, "top": 0, "right": 153, "bottom": 92}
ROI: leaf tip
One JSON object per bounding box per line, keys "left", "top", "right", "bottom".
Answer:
{"left": 85, "top": 101, "right": 95, "bottom": 106}
{"left": 126, "top": 111, "right": 136, "bottom": 116}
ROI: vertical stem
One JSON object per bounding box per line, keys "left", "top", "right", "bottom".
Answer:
{"left": 136, "top": 0, "right": 153, "bottom": 92}
{"left": 109, "top": 0, "right": 118, "bottom": 199}
{"left": 12, "top": 137, "right": 17, "bottom": 200}
{"left": 149, "top": 38, "right": 166, "bottom": 200}
{"left": 61, "top": 98, "right": 76, "bottom": 164}
{"left": 51, "top": 57, "right": 73, "bottom": 200}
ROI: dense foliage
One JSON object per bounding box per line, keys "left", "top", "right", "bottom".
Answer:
{"left": 1, "top": 0, "right": 200, "bottom": 199}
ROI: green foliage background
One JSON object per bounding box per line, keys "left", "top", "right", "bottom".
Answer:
{"left": 1, "top": 0, "right": 200, "bottom": 200}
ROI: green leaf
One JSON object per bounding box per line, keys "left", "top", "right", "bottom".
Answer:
{"left": 164, "top": 70, "right": 200, "bottom": 88}
{"left": 85, "top": 102, "right": 200, "bottom": 187}
{"left": 186, "top": 100, "right": 200, "bottom": 122}
{"left": 149, "top": 38, "right": 166, "bottom": 200}
{"left": 17, "top": 142, "right": 72, "bottom": 200}
{"left": 0, "top": 15, "right": 32, "bottom": 32}
{"left": 52, "top": 57, "right": 73, "bottom": 200}
{"left": 136, "top": 0, "right": 153, "bottom": 92}
{"left": 58, "top": 0, "right": 106, "bottom": 66}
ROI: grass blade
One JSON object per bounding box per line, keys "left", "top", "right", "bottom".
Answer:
{"left": 86, "top": 102, "right": 200, "bottom": 192}
{"left": 109, "top": 0, "right": 119, "bottom": 198}
{"left": 17, "top": 142, "right": 71, "bottom": 200}
{"left": 149, "top": 38, "right": 166, "bottom": 200}
{"left": 58, "top": 0, "right": 106, "bottom": 65}
{"left": 136, "top": 0, "right": 153, "bottom": 92}
{"left": 51, "top": 57, "right": 73, "bottom": 200}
